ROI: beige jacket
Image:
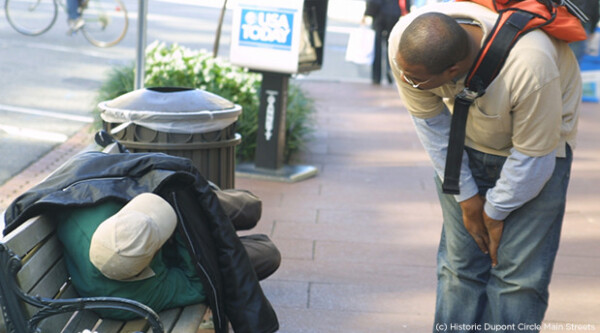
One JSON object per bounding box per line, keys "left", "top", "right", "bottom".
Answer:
{"left": 388, "top": 1, "right": 581, "bottom": 158}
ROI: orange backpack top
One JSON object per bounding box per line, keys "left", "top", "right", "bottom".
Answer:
{"left": 442, "top": 0, "right": 588, "bottom": 194}
{"left": 460, "top": 0, "right": 587, "bottom": 42}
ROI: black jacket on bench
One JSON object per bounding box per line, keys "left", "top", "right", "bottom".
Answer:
{"left": 3, "top": 151, "right": 279, "bottom": 333}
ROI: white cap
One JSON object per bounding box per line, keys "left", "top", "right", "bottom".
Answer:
{"left": 89, "top": 193, "right": 177, "bottom": 281}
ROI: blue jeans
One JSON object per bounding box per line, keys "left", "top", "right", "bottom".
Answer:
{"left": 67, "top": 0, "right": 81, "bottom": 20}
{"left": 433, "top": 146, "right": 572, "bottom": 333}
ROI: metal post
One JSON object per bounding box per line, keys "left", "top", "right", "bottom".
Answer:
{"left": 213, "top": 0, "right": 229, "bottom": 58}
{"left": 236, "top": 71, "right": 317, "bottom": 182}
{"left": 255, "top": 72, "right": 289, "bottom": 170}
{"left": 134, "top": 0, "right": 148, "bottom": 90}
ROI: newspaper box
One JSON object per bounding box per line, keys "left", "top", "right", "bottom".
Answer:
{"left": 231, "top": 0, "right": 327, "bottom": 182}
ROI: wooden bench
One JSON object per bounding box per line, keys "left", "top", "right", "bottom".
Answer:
{"left": 0, "top": 142, "right": 215, "bottom": 333}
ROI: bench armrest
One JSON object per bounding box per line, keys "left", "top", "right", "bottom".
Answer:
{"left": 0, "top": 243, "right": 164, "bottom": 333}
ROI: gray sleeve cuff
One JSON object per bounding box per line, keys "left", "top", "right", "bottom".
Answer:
{"left": 454, "top": 179, "right": 479, "bottom": 203}
{"left": 484, "top": 200, "right": 511, "bottom": 221}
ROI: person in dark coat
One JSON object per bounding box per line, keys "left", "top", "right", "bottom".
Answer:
{"left": 363, "top": 0, "right": 409, "bottom": 85}
{"left": 569, "top": 0, "right": 600, "bottom": 60}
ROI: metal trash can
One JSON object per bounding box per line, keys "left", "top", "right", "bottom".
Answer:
{"left": 98, "top": 87, "right": 242, "bottom": 189}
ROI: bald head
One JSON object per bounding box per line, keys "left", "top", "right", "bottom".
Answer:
{"left": 399, "top": 12, "right": 470, "bottom": 74}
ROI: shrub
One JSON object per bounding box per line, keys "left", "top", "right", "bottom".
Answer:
{"left": 95, "top": 41, "right": 315, "bottom": 163}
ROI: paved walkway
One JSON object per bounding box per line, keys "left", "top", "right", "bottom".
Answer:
{"left": 237, "top": 81, "right": 600, "bottom": 333}
{"left": 1, "top": 80, "right": 599, "bottom": 332}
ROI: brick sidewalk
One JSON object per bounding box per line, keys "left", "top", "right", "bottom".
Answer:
{"left": 237, "top": 81, "right": 600, "bottom": 333}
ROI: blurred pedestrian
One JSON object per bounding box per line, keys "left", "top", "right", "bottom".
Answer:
{"left": 363, "top": 0, "right": 408, "bottom": 85}
{"left": 569, "top": 0, "right": 600, "bottom": 60}
{"left": 66, "top": 0, "right": 85, "bottom": 34}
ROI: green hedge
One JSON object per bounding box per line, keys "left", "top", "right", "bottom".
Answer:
{"left": 96, "top": 41, "right": 315, "bottom": 163}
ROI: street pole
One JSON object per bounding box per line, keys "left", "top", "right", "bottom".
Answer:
{"left": 213, "top": 0, "right": 228, "bottom": 58}
{"left": 134, "top": 0, "right": 148, "bottom": 90}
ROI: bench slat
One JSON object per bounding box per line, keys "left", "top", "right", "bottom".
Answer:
{"left": 3, "top": 216, "right": 55, "bottom": 258}
{"left": 150, "top": 307, "right": 182, "bottom": 333}
{"left": 17, "top": 235, "right": 63, "bottom": 292}
{"left": 170, "top": 304, "right": 208, "bottom": 333}
{"left": 30, "top": 261, "right": 75, "bottom": 332}
{"left": 26, "top": 256, "right": 69, "bottom": 301}
{"left": 37, "top": 283, "right": 102, "bottom": 333}
{"left": 94, "top": 318, "right": 126, "bottom": 332}
{"left": 197, "top": 306, "right": 216, "bottom": 333}
{"left": 119, "top": 317, "right": 149, "bottom": 332}
{"left": 63, "top": 310, "right": 102, "bottom": 333}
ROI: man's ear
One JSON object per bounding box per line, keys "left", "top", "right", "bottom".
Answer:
{"left": 445, "top": 63, "right": 460, "bottom": 78}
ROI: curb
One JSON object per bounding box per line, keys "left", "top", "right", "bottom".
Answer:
{"left": 0, "top": 125, "right": 95, "bottom": 211}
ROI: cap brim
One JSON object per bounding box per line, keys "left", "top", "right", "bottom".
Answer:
{"left": 118, "top": 266, "right": 156, "bottom": 282}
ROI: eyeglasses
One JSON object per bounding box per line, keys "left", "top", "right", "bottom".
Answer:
{"left": 391, "top": 57, "right": 435, "bottom": 89}
{"left": 399, "top": 69, "right": 432, "bottom": 88}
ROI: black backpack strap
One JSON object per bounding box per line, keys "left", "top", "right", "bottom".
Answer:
{"left": 466, "top": 10, "right": 535, "bottom": 93}
{"left": 442, "top": 90, "right": 478, "bottom": 194}
{"left": 441, "top": 9, "right": 535, "bottom": 194}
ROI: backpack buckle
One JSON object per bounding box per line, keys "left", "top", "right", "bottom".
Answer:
{"left": 456, "top": 88, "right": 481, "bottom": 102}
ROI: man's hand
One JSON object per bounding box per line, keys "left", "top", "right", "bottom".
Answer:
{"left": 459, "top": 195, "right": 489, "bottom": 254}
{"left": 483, "top": 213, "right": 504, "bottom": 267}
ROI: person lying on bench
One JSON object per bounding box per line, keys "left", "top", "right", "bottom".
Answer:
{"left": 55, "top": 192, "right": 280, "bottom": 321}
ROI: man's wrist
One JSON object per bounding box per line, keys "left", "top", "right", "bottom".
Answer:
{"left": 459, "top": 193, "right": 484, "bottom": 217}
{"left": 483, "top": 200, "right": 510, "bottom": 221}
{"left": 455, "top": 180, "right": 479, "bottom": 203}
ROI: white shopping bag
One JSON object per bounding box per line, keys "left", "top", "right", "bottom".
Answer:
{"left": 345, "top": 25, "right": 375, "bottom": 65}
{"left": 586, "top": 30, "right": 600, "bottom": 57}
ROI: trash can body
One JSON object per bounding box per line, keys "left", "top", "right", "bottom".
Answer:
{"left": 99, "top": 87, "right": 242, "bottom": 189}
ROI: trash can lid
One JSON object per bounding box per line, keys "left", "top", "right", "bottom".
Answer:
{"left": 98, "top": 87, "right": 243, "bottom": 134}
{"left": 101, "top": 87, "right": 236, "bottom": 113}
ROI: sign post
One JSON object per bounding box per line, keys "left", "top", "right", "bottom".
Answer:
{"left": 134, "top": 0, "right": 148, "bottom": 90}
{"left": 255, "top": 72, "right": 289, "bottom": 170}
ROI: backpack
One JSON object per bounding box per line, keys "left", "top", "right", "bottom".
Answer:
{"left": 441, "top": 0, "right": 589, "bottom": 194}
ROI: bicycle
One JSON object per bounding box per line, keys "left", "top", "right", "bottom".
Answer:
{"left": 4, "top": 0, "right": 128, "bottom": 47}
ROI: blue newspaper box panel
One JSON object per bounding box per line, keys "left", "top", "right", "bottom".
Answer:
{"left": 580, "top": 27, "right": 600, "bottom": 103}
{"left": 230, "top": 0, "right": 326, "bottom": 74}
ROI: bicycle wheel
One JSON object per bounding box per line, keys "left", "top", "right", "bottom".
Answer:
{"left": 5, "top": 0, "right": 58, "bottom": 36}
{"left": 80, "top": 0, "right": 128, "bottom": 47}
